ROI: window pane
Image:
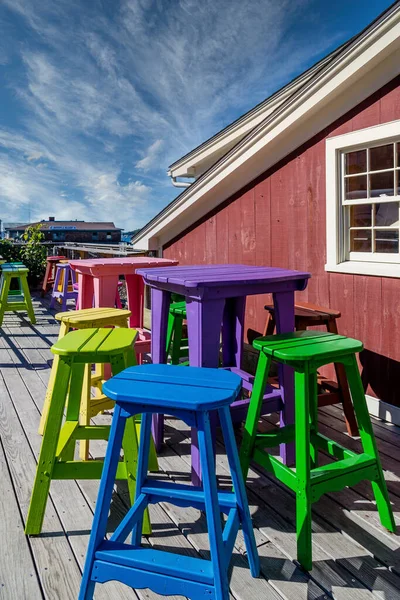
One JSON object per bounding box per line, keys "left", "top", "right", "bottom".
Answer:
{"left": 374, "top": 202, "right": 399, "bottom": 227}
{"left": 345, "top": 175, "right": 368, "bottom": 200}
{"left": 349, "top": 205, "right": 371, "bottom": 227}
{"left": 375, "top": 230, "right": 399, "bottom": 253}
{"left": 370, "top": 171, "right": 394, "bottom": 198}
{"left": 397, "top": 143, "right": 400, "bottom": 168}
{"left": 345, "top": 150, "right": 366, "bottom": 175}
{"left": 370, "top": 144, "right": 393, "bottom": 171}
{"left": 350, "top": 229, "right": 371, "bottom": 252}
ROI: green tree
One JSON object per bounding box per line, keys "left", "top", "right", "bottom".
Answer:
{"left": 21, "top": 225, "right": 47, "bottom": 286}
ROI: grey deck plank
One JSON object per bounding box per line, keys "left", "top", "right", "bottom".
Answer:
{"left": 1, "top": 322, "right": 139, "bottom": 600}
{"left": 0, "top": 437, "right": 44, "bottom": 599}
{"left": 2, "top": 297, "right": 400, "bottom": 600}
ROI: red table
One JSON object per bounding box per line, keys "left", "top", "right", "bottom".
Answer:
{"left": 69, "top": 257, "right": 178, "bottom": 329}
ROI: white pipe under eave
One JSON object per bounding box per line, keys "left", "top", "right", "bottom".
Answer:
{"left": 171, "top": 176, "right": 192, "bottom": 188}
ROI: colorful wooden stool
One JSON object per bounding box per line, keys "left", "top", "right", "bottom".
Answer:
{"left": 25, "top": 327, "right": 156, "bottom": 536}
{"left": 79, "top": 364, "right": 259, "bottom": 600}
{"left": 73, "top": 280, "right": 124, "bottom": 309}
{"left": 240, "top": 330, "right": 395, "bottom": 570}
{"left": 38, "top": 307, "right": 132, "bottom": 454}
{"left": 0, "top": 264, "right": 36, "bottom": 325}
{"left": 50, "top": 262, "right": 78, "bottom": 311}
{"left": 256, "top": 301, "right": 359, "bottom": 436}
{"left": 166, "top": 298, "right": 189, "bottom": 364}
{"left": 41, "top": 255, "right": 66, "bottom": 296}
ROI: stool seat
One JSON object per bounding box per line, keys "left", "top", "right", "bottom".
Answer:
{"left": 253, "top": 331, "right": 363, "bottom": 363}
{"left": 56, "top": 307, "right": 131, "bottom": 328}
{"left": 103, "top": 364, "right": 242, "bottom": 411}
{"left": 51, "top": 327, "right": 137, "bottom": 357}
{"left": 169, "top": 301, "right": 186, "bottom": 316}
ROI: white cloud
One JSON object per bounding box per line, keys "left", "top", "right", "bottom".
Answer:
{"left": 0, "top": 0, "right": 347, "bottom": 229}
{"left": 136, "top": 139, "right": 164, "bottom": 171}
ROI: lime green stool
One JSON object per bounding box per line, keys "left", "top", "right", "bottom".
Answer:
{"left": 25, "top": 327, "right": 157, "bottom": 536}
{"left": 240, "top": 330, "right": 395, "bottom": 571}
{"left": 166, "top": 296, "right": 188, "bottom": 365}
{"left": 0, "top": 264, "right": 35, "bottom": 325}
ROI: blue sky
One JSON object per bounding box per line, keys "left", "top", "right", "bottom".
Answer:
{"left": 0, "top": 0, "right": 395, "bottom": 231}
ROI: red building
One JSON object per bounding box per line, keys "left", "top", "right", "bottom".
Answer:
{"left": 133, "top": 3, "right": 400, "bottom": 420}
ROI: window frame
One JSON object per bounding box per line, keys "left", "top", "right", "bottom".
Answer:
{"left": 326, "top": 120, "right": 400, "bottom": 278}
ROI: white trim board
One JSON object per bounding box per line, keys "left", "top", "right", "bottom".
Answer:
{"left": 366, "top": 394, "right": 400, "bottom": 427}
{"left": 325, "top": 119, "right": 400, "bottom": 278}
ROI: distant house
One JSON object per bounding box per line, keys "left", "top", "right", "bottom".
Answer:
{"left": 5, "top": 217, "right": 122, "bottom": 244}
{"left": 132, "top": 2, "right": 400, "bottom": 422}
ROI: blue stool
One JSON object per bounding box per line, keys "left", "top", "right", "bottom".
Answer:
{"left": 79, "top": 364, "right": 259, "bottom": 600}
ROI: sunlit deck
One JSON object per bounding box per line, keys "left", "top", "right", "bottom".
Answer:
{"left": 1, "top": 297, "right": 400, "bottom": 600}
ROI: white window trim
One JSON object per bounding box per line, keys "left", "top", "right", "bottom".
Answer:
{"left": 326, "top": 119, "right": 400, "bottom": 278}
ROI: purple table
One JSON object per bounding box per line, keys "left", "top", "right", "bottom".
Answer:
{"left": 137, "top": 264, "right": 310, "bottom": 485}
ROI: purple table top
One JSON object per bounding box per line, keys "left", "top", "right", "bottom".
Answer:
{"left": 137, "top": 264, "right": 310, "bottom": 291}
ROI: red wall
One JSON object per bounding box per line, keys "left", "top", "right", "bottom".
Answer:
{"left": 164, "top": 76, "right": 400, "bottom": 406}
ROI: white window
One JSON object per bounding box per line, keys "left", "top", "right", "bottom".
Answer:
{"left": 326, "top": 120, "right": 400, "bottom": 277}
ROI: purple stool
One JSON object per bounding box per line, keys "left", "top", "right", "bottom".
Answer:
{"left": 50, "top": 263, "right": 78, "bottom": 311}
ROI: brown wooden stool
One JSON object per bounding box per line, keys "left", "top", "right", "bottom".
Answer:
{"left": 248, "top": 301, "right": 359, "bottom": 437}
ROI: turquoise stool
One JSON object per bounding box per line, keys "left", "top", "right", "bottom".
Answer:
{"left": 79, "top": 364, "right": 259, "bottom": 600}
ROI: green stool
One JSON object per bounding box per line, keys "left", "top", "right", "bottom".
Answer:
{"left": 25, "top": 327, "right": 157, "bottom": 536}
{"left": 166, "top": 296, "right": 188, "bottom": 365}
{"left": 0, "top": 264, "right": 35, "bottom": 325}
{"left": 240, "top": 330, "right": 395, "bottom": 571}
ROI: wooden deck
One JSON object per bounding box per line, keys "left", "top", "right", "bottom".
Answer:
{"left": 1, "top": 296, "right": 400, "bottom": 600}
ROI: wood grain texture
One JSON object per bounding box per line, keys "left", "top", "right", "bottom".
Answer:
{"left": 163, "top": 75, "right": 400, "bottom": 407}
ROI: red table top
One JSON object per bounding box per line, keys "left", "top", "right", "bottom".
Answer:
{"left": 69, "top": 257, "right": 178, "bottom": 277}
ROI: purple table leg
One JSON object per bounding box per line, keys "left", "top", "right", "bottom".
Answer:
{"left": 221, "top": 296, "right": 246, "bottom": 368}
{"left": 150, "top": 287, "right": 171, "bottom": 451}
{"left": 272, "top": 290, "right": 295, "bottom": 465}
{"left": 186, "top": 297, "right": 226, "bottom": 485}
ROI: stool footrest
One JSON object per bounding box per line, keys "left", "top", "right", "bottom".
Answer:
{"left": 95, "top": 541, "right": 214, "bottom": 584}
{"left": 254, "top": 424, "right": 295, "bottom": 448}
{"left": 253, "top": 450, "right": 297, "bottom": 491}
{"left": 141, "top": 478, "right": 237, "bottom": 513}
{"left": 313, "top": 432, "right": 356, "bottom": 461}
{"left": 53, "top": 460, "right": 128, "bottom": 480}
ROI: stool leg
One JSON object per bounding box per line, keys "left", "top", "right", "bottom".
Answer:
{"left": 344, "top": 356, "right": 395, "bottom": 532}
{"left": 197, "top": 410, "right": 230, "bottom": 600}
{"left": 25, "top": 356, "right": 72, "bottom": 535}
{"left": 309, "top": 371, "right": 318, "bottom": 469}
{"left": 20, "top": 273, "right": 36, "bottom": 324}
{"left": 327, "top": 320, "right": 359, "bottom": 436}
{"left": 295, "top": 368, "right": 312, "bottom": 571}
{"left": 41, "top": 261, "right": 51, "bottom": 296}
{"left": 61, "top": 267, "right": 69, "bottom": 311}
{"left": 50, "top": 268, "right": 62, "bottom": 309}
{"left": 166, "top": 311, "right": 175, "bottom": 359}
{"left": 240, "top": 352, "right": 271, "bottom": 481}
{"left": 38, "top": 322, "right": 69, "bottom": 435}
{"left": 132, "top": 412, "right": 153, "bottom": 546}
{"left": 219, "top": 406, "right": 259, "bottom": 577}
{"left": 0, "top": 274, "right": 11, "bottom": 326}
{"left": 170, "top": 316, "right": 183, "bottom": 365}
{"left": 79, "top": 364, "right": 92, "bottom": 461}
{"left": 79, "top": 405, "right": 128, "bottom": 600}
{"left": 59, "top": 363, "right": 85, "bottom": 462}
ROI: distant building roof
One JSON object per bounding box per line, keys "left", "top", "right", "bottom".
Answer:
{"left": 6, "top": 218, "right": 122, "bottom": 232}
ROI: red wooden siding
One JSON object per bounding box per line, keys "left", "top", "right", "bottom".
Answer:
{"left": 163, "top": 75, "right": 400, "bottom": 407}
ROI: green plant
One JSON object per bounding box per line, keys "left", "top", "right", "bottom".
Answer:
{"left": 0, "top": 237, "right": 21, "bottom": 263}
{"left": 21, "top": 225, "right": 47, "bottom": 286}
